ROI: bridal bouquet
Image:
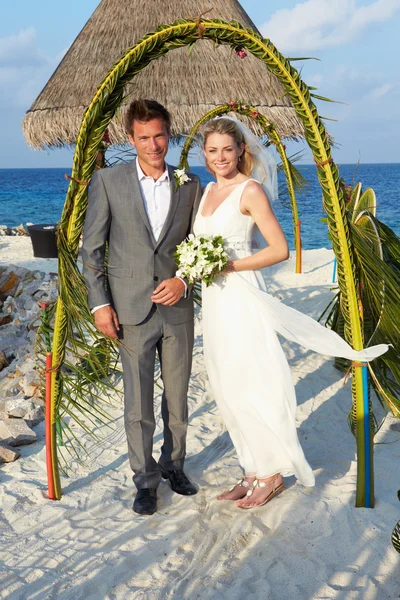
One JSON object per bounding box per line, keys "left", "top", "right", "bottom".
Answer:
{"left": 175, "top": 234, "right": 228, "bottom": 287}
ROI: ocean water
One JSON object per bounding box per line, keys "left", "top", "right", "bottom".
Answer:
{"left": 0, "top": 164, "right": 398, "bottom": 250}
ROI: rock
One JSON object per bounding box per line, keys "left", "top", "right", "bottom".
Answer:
{"left": 27, "top": 329, "right": 38, "bottom": 344}
{"left": 0, "top": 443, "right": 20, "bottom": 463}
{"left": 13, "top": 266, "right": 33, "bottom": 282}
{"left": 0, "top": 405, "right": 9, "bottom": 420}
{"left": 0, "top": 367, "right": 11, "bottom": 382}
{"left": 0, "top": 375, "right": 23, "bottom": 398}
{"left": 24, "top": 406, "right": 45, "bottom": 428}
{"left": 14, "top": 276, "right": 38, "bottom": 299}
{"left": 5, "top": 397, "right": 37, "bottom": 418}
{"left": 0, "top": 313, "right": 11, "bottom": 326}
{"left": 22, "top": 280, "right": 44, "bottom": 297}
{"left": 0, "top": 351, "right": 8, "bottom": 372}
{"left": 0, "top": 325, "right": 29, "bottom": 354}
{"left": 0, "top": 338, "right": 28, "bottom": 355}
{"left": 16, "top": 224, "right": 28, "bottom": 236}
{"left": 0, "top": 270, "right": 20, "bottom": 301}
{"left": 22, "top": 372, "right": 41, "bottom": 398}
{"left": 0, "top": 226, "right": 11, "bottom": 236}
{"left": 16, "top": 346, "right": 32, "bottom": 360}
{"left": 15, "top": 358, "right": 35, "bottom": 377}
{"left": 0, "top": 419, "right": 37, "bottom": 446}
{"left": 2, "top": 296, "right": 17, "bottom": 315}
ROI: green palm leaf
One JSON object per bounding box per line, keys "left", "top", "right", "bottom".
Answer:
{"left": 323, "top": 185, "right": 400, "bottom": 419}
{"left": 353, "top": 188, "right": 377, "bottom": 221}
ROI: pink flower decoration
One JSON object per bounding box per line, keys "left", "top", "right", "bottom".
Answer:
{"left": 235, "top": 47, "right": 247, "bottom": 58}
{"left": 229, "top": 100, "right": 236, "bottom": 107}
{"left": 251, "top": 111, "right": 259, "bottom": 118}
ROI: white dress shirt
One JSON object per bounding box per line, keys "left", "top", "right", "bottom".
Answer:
{"left": 92, "top": 160, "right": 186, "bottom": 314}
{"left": 137, "top": 159, "right": 171, "bottom": 241}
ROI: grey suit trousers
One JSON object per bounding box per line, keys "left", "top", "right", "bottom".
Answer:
{"left": 119, "top": 307, "right": 194, "bottom": 489}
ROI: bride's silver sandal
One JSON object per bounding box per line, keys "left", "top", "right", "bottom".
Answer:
{"left": 218, "top": 478, "right": 254, "bottom": 500}
{"left": 238, "top": 474, "right": 284, "bottom": 509}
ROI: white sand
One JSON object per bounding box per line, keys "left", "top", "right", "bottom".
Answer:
{"left": 0, "top": 236, "right": 58, "bottom": 274}
{"left": 1, "top": 239, "right": 399, "bottom": 600}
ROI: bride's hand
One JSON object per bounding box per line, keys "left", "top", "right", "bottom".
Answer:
{"left": 219, "top": 260, "right": 236, "bottom": 276}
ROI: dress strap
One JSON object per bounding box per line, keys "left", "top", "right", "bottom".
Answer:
{"left": 235, "top": 178, "right": 258, "bottom": 213}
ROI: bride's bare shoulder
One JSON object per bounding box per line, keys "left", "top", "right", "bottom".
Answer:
{"left": 243, "top": 180, "right": 269, "bottom": 201}
{"left": 241, "top": 180, "right": 272, "bottom": 216}
{"left": 245, "top": 179, "right": 263, "bottom": 192}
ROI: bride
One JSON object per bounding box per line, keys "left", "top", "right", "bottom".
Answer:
{"left": 193, "top": 117, "right": 388, "bottom": 509}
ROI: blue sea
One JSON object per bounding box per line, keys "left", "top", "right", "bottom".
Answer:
{"left": 0, "top": 164, "right": 398, "bottom": 250}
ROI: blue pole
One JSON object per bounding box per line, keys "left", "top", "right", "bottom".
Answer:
{"left": 332, "top": 257, "right": 337, "bottom": 283}
{"left": 362, "top": 365, "right": 371, "bottom": 508}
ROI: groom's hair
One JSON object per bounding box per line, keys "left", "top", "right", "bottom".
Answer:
{"left": 125, "top": 99, "right": 171, "bottom": 135}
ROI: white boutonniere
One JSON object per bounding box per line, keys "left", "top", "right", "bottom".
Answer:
{"left": 174, "top": 168, "right": 190, "bottom": 191}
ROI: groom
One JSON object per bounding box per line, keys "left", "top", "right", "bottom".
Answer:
{"left": 81, "top": 99, "right": 202, "bottom": 515}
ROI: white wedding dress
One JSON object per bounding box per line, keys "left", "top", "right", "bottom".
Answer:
{"left": 193, "top": 179, "right": 388, "bottom": 486}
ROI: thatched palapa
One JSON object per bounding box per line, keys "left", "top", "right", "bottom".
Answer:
{"left": 23, "top": 0, "right": 304, "bottom": 148}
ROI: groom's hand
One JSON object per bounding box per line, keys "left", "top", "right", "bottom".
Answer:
{"left": 151, "top": 278, "right": 185, "bottom": 306}
{"left": 93, "top": 305, "right": 120, "bottom": 339}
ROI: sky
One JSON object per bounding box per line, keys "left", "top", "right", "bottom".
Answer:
{"left": 1, "top": 0, "right": 400, "bottom": 167}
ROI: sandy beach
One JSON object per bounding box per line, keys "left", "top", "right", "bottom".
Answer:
{"left": 0, "top": 237, "right": 399, "bottom": 600}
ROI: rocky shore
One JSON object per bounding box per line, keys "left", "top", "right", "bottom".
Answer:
{"left": 0, "top": 263, "right": 57, "bottom": 463}
{"left": 0, "top": 223, "right": 31, "bottom": 237}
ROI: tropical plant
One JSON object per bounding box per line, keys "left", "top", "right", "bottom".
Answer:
{"left": 42, "top": 17, "right": 375, "bottom": 506}
{"left": 178, "top": 101, "right": 307, "bottom": 273}
{"left": 322, "top": 183, "right": 400, "bottom": 423}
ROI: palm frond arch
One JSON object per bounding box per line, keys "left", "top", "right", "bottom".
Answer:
{"left": 49, "top": 17, "right": 372, "bottom": 506}
{"left": 178, "top": 102, "right": 303, "bottom": 273}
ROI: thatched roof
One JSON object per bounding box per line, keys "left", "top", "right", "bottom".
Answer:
{"left": 23, "top": 0, "right": 304, "bottom": 148}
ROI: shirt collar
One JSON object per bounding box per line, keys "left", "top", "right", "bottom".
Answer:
{"left": 136, "top": 159, "right": 169, "bottom": 183}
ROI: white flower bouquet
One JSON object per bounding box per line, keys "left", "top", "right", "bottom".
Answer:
{"left": 175, "top": 234, "right": 228, "bottom": 287}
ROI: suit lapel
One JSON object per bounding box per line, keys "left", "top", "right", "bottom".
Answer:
{"left": 129, "top": 158, "right": 155, "bottom": 243}
{"left": 154, "top": 164, "right": 181, "bottom": 249}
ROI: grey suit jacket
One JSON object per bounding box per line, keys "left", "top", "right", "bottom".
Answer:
{"left": 81, "top": 159, "right": 202, "bottom": 325}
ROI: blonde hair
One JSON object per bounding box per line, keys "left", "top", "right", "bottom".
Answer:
{"left": 202, "top": 118, "right": 255, "bottom": 177}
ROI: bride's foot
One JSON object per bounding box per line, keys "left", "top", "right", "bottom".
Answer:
{"left": 236, "top": 474, "right": 283, "bottom": 509}
{"left": 217, "top": 476, "right": 256, "bottom": 501}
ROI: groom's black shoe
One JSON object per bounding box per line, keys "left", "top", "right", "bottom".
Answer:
{"left": 160, "top": 468, "right": 198, "bottom": 496}
{"left": 133, "top": 488, "right": 157, "bottom": 515}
